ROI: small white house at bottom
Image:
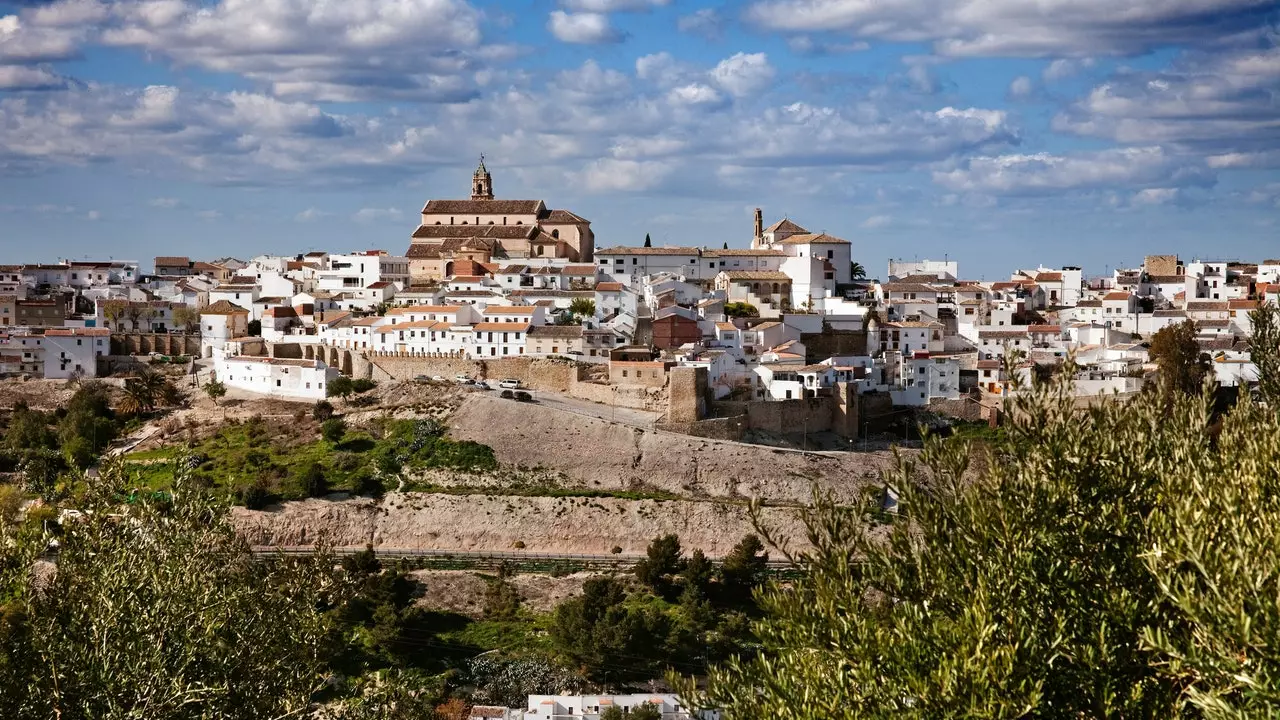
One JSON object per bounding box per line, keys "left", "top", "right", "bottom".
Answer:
{"left": 215, "top": 356, "right": 339, "bottom": 400}
{"left": 522, "top": 694, "right": 719, "bottom": 720}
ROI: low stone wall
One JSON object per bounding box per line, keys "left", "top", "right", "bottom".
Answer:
{"left": 929, "top": 396, "right": 987, "bottom": 422}
{"left": 109, "top": 333, "right": 200, "bottom": 356}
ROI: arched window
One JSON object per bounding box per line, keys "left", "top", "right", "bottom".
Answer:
{"left": 461, "top": 221, "right": 468, "bottom": 225}
{"left": 552, "top": 229, "right": 560, "bottom": 239}
{"left": 435, "top": 221, "right": 441, "bottom": 225}
{"left": 772, "top": 282, "right": 779, "bottom": 294}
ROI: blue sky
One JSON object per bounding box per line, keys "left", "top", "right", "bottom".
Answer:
{"left": 0, "top": 0, "right": 1277, "bottom": 278}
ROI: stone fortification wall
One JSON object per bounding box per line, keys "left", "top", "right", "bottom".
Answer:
{"left": 448, "top": 394, "right": 897, "bottom": 505}
{"left": 369, "top": 355, "right": 581, "bottom": 393}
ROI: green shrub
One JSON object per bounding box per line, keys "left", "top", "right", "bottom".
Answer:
{"left": 237, "top": 477, "right": 273, "bottom": 510}
{"left": 351, "top": 378, "right": 377, "bottom": 394}
{"left": 321, "top": 418, "right": 346, "bottom": 445}
{"left": 312, "top": 400, "right": 335, "bottom": 421}
{"left": 348, "top": 469, "right": 382, "bottom": 496}
{"left": 298, "top": 463, "right": 329, "bottom": 498}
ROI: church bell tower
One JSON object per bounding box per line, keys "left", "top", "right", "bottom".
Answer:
{"left": 471, "top": 155, "right": 494, "bottom": 200}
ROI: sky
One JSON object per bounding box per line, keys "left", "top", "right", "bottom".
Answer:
{"left": 0, "top": 0, "right": 1277, "bottom": 279}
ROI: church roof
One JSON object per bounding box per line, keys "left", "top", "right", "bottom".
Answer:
{"left": 764, "top": 218, "right": 808, "bottom": 234}
{"left": 411, "top": 224, "right": 538, "bottom": 240}
{"left": 421, "top": 199, "right": 547, "bottom": 216}
{"left": 776, "top": 232, "right": 850, "bottom": 246}
{"left": 544, "top": 208, "right": 590, "bottom": 224}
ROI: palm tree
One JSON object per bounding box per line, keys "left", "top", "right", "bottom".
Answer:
{"left": 850, "top": 262, "right": 867, "bottom": 280}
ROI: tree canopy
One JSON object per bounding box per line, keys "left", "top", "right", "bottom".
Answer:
{"left": 1149, "top": 319, "right": 1211, "bottom": 397}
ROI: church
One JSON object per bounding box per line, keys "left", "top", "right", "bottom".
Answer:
{"left": 406, "top": 159, "right": 595, "bottom": 281}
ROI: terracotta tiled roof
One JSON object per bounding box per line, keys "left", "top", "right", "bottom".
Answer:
{"left": 1035, "top": 272, "right": 1063, "bottom": 282}
{"left": 411, "top": 223, "right": 538, "bottom": 240}
{"left": 421, "top": 199, "right": 546, "bottom": 216}
{"left": 154, "top": 256, "right": 190, "bottom": 267}
{"left": 1103, "top": 292, "right": 1132, "bottom": 301}
{"left": 1029, "top": 325, "right": 1061, "bottom": 333}
{"left": 775, "top": 232, "right": 849, "bottom": 245}
{"left": 595, "top": 282, "right": 623, "bottom": 292}
{"left": 44, "top": 328, "right": 110, "bottom": 336}
{"left": 200, "top": 300, "right": 248, "bottom": 315}
{"left": 562, "top": 264, "right": 597, "bottom": 276}
{"left": 544, "top": 208, "right": 589, "bottom": 223}
{"left": 763, "top": 218, "right": 808, "bottom": 234}
{"left": 528, "top": 325, "right": 584, "bottom": 338}
{"left": 882, "top": 283, "right": 940, "bottom": 293}
{"left": 721, "top": 270, "right": 791, "bottom": 281}
{"left": 388, "top": 305, "right": 463, "bottom": 315}
{"left": 1186, "top": 301, "right": 1228, "bottom": 311}
{"left": 597, "top": 246, "right": 702, "bottom": 256}
{"left": 484, "top": 306, "right": 538, "bottom": 315}
{"left": 703, "top": 248, "right": 787, "bottom": 257}
{"left": 1229, "top": 299, "right": 1258, "bottom": 310}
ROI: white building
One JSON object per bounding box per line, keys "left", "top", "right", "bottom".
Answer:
{"left": 200, "top": 300, "right": 250, "bottom": 358}
{"left": 597, "top": 246, "right": 704, "bottom": 288}
{"left": 215, "top": 356, "right": 339, "bottom": 400}
{"left": 888, "top": 258, "right": 958, "bottom": 282}
{"left": 521, "top": 695, "right": 718, "bottom": 720}
{"left": 471, "top": 321, "right": 528, "bottom": 358}
{"left": 316, "top": 252, "right": 412, "bottom": 294}
{"left": 42, "top": 328, "right": 111, "bottom": 379}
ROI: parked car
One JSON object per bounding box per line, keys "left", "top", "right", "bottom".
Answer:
{"left": 498, "top": 379, "right": 521, "bottom": 389}
{"left": 473, "top": 381, "right": 491, "bottom": 390}
{"left": 431, "top": 375, "right": 445, "bottom": 382}
{"left": 454, "top": 374, "right": 473, "bottom": 384}
{"left": 413, "top": 375, "right": 430, "bottom": 383}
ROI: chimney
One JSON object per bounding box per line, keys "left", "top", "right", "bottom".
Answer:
{"left": 754, "top": 208, "right": 763, "bottom": 240}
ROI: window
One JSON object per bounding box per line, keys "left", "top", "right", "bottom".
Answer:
{"left": 622, "top": 370, "right": 628, "bottom": 377}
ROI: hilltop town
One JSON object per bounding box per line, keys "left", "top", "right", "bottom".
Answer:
{"left": 2, "top": 160, "right": 1272, "bottom": 433}
{"left": 1, "top": 162, "right": 1277, "bottom": 718}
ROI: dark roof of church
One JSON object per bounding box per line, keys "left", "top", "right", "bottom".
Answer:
{"left": 411, "top": 224, "right": 538, "bottom": 240}
{"left": 421, "top": 199, "right": 547, "bottom": 216}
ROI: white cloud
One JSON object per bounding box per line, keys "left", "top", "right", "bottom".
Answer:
{"left": 352, "top": 207, "right": 403, "bottom": 222}
{"left": 580, "top": 158, "right": 673, "bottom": 192}
{"left": 1131, "top": 187, "right": 1181, "bottom": 205}
{"left": 1043, "top": 57, "right": 1096, "bottom": 81}
{"left": 560, "top": 0, "right": 669, "bottom": 10}
{"left": 677, "top": 8, "right": 724, "bottom": 39}
{"left": 1053, "top": 47, "right": 1280, "bottom": 163}
{"left": 933, "top": 147, "right": 1215, "bottom": 196}
{"left": 0, "top": 12, "right": 84, "bottom": 62}
{"left": 1008, "top": 75, "right": 1033, "bottom": 98}
{"left": 149, "top": 197, "right": 180, "bottom": 208}
{"left": 0, "top": 64, "right": 69, "bottom": 90}
{"left": 744, "top": 0, "right": 1271, "bottom": 57}
{"left": 196, "top": 209, "right": 221, "bottom": 220}
{"left": 860, "top": 214, "right": 892, "bottom": 228}
{"left": 85, "top": 209, "right": 100, "bottom": 220}
{"left": 786, "top": 35, "right": 869, "bottom": 55}
{"left": 667, "top": 83, "right": 724, "bottom": 106}
{"left": 547, "top": 11, "right": 623, "bottom": 44}
{"left": 101, "top": 0, "right": 487, "bottom": 102}
{"left": 33, "top": 203, "right": 76, "bottom": 213}
{"left": 294, "top": 207, "right": 330, "bottom": 222}
{"left": 709, "top": 52, "right": 776, "bottom": 98}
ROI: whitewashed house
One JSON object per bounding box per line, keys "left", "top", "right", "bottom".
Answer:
{"left": 215, "top": 356, "right": 339, "bottom": 401}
